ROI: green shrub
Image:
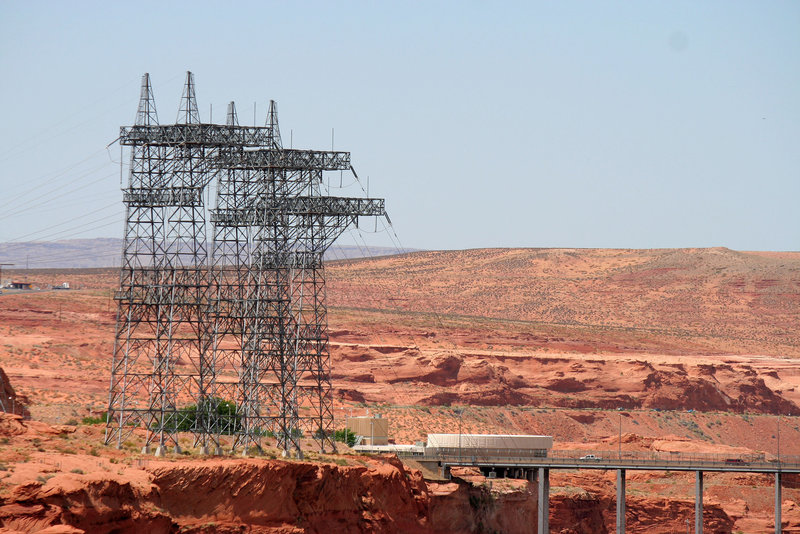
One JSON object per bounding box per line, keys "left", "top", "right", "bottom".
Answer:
{"left": 81, "top": 412, "right": 108, "bottom": 425}
{"left": 334, "top": 428, "right": 357, "bottom": 447}
{"left": 155, "top": 398, "right": 242, "bottom": 435}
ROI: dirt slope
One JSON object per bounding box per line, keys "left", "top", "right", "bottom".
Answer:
{"left": 0, "top": 414, "right": 771, "bottom": 534}
{"left": 1, "top": 248, "right": 800, "bottom": 532}
{"left": 328, "top": 247, "right": 800, "bottom": 357}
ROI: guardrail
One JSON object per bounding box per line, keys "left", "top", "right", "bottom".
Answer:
{"left": 406, "top": 447, "right": 800, "bottom": 471}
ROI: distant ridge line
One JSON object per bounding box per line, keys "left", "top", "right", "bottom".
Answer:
{"left": 0, "top": 238, "right": 419, "bottom": 269}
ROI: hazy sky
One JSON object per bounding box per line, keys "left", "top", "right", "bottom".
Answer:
{"left": 0, "top": 1, "right": 798, "bottom": 253}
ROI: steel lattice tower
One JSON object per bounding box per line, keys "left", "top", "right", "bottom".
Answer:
{"left": 106, "top": 72, "right": 385, "bottom": 456}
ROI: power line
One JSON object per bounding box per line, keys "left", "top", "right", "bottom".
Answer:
{"left": 317, "top": 172, "right": 442, "bottom": 410}
{"left": 6, "top": 214, "right": 121, "bottom": 244}
{"left": 5, "top": 202, "right": 118, "bottom": 242}
{"left": 0, "top": 75, "right": 140, "bottom": 158}
{"left": 0, "top": 171, "right": 116, "bottom": 222}
{"left": 0, "top": 245, "right": 112, "bottom": 265}
{"left": 23, "top": 251, "right": 120, "bottom": 267}
{"left": 0, "top": 75, "right": 144, "bottom": 163}
{"left": 0, "top": 154, "right": 112, "bottom": 213}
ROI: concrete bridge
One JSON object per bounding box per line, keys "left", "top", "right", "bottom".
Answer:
{"left": 411, "top": 449, "right": 800, "bottom": 533}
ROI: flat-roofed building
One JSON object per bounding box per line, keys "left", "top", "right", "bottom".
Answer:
{"left": 8, "top": 282, "right": 33, "bottom": 290}
{"left": 346, "top": 415, "right": 389, "bottom": 445}
{"left": 425, "top": 433, "right": 553, "bottom": 457}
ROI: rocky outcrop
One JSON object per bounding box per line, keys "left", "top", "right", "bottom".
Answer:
{"left": 332, "top": 340, "right": 800, "bottom": 414}
{"left": 148, "top": 456, "right": 429, "bottom": 533}
{"left": 0, "top": 475, "right": 169, "bottom": 533}
{"left": 0, "top": 446, "right": 765, "bottom": 534}
{"left": 640, "top": 365, "right": 800, "bottom": 415}
{"left": 428, "top": 478, "right": 537, "bottom": 534}
{"left": 550, "top": 489, "right": 608, "bottom": 533}
{"left": 0, "top": 456, "right": 431, "bottom": 534}
{"left": 0, "top": 367, "right": 29, "bottom": 418}
{"left": 0, "top": 454, "right": 616, "bottom": 534}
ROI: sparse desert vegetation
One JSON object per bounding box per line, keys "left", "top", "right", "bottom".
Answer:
{"left": 0, "top": 248, "right": 799, "bottom": 532}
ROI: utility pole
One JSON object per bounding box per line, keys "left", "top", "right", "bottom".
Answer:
{"left": 454, "top": 407, "right": 464, "bottom": 463}
{"left": 618, "top": 408, "right": 623, "bottom": 459}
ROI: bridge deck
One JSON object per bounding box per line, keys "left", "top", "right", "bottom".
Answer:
{"left": 410, "top": 449, "right": 800, "bottom": 474}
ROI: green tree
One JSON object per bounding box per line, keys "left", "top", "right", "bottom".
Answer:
{"left": 334, "top": 428, "right": 357, "bottom": 447}
{"left": 158, "top": 398, "right": 242, "bottom": 434}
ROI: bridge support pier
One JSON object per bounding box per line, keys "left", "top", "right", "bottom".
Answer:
{"left": 776, "top": 472, "right": 782, "bottom": 534}
{"left": 616, "top": 469, "right": 626, "bottom": 534}
{"left": 537, "top": 467, "right": 549, "bottom": 534}
{"left": 695, "top": 471, "right": 703, "bottom": 534}
{"left": 440, "top": 464, "right": 451, "bottom": 480}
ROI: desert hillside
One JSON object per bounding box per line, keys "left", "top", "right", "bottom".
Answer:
{"left": 1, "top": 247, "right": 799, "bottom": 532}
{"left": 0, "top": 239, "right": 413, "bottom": 269}
{"left": 328, "top": 247, "right": 800, "bottom": 357}
{"left": 2, "top": 247, "right": 799, "bottom": 427}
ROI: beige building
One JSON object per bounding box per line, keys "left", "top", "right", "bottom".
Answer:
{"left": 425, "top": 434, "right": 553, "bottom": 456}
{"left": 346, "top": 415, "right": 389, "bottom": 445}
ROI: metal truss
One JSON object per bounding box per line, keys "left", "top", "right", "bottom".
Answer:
{"left": 105, "top": 72, "right": 385, "bottom": 457}
{"left": 211, "top": 197, "right": 384, "bottom": 227}
{"left": 215, "top": 148, "right": 351, "bottom": 170}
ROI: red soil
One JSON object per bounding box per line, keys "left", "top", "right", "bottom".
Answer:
{"left": 0, "top": 247, "right": 799, "bottom": 532}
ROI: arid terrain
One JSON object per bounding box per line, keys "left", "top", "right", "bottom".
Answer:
{"left": 0, "top": 247, "right": 799, "bottom": 532}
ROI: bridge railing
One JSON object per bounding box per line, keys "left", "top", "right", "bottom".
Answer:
{"left": 413, "top": 447, "right": 800, "bottom": 469}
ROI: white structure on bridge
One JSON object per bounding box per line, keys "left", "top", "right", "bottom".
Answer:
{"left": 425, "top": 433, "right": 553, "bottom": 456}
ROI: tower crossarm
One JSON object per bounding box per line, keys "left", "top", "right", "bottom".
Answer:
{"left": 279, "top": 195, "right": 385, "bottom": 216}
{"left": 211, "top": 196, "right": 385, "bottom": 227}
{"left": 120, "top": 124, "right": 275, "bottom": 147}
{"left": 253, "top": 250, "right": 325, "bottom": 269}
{"left": 216, "top": 148, "right": 351, "bottom": 171}
{"left": 123, "top": 187, "right": 204, "bottom": 207}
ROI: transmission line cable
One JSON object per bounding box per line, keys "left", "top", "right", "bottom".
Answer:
{"left": 0, "top": 75, "right": 157, "bottom": 164}
{"left": 0, "top": 75, "right": 141, "bottom": 161}
{"left": 2, "top": 241, "right": 122, "bottom": 264}
{"left": 0, "top": 171, "right": 117, "bottom": 222}
{"left": 6, "top": 213, "right": 121, "bottom": 244}
{"left": 0, "top": 150, "right": 111, "bottom": 211}
{"left": 24, "top": 250, "right": 121, "bottom": 267}
{"left": 6, "top": 202, "right": 119, "bottom": 242}
{"left": 324, "top": 171, "right": 443, "bottom": 410}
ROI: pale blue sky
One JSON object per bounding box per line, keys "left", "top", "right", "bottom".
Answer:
{"left": 0, "top": 1, "right": 798, "bottom": 251}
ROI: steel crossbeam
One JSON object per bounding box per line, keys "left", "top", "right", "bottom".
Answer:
{"left": 215, "top": 148, "right": 351, "bottom": 170}
{"left": 210, "top": 197, "right": 385, "bottom": 227}
{"left": 120, "top": 124, "right": 275, "bottom": 147}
